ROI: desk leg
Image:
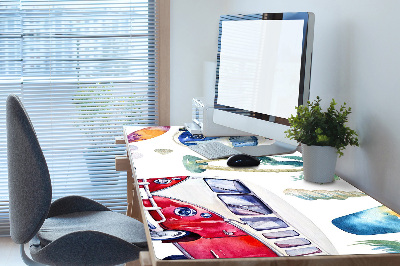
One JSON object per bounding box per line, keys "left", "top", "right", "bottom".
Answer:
{"left": 126, "top": 168, "right": 134, "bottom": 218}
{"left": 116, "top": 138, "right": 148, "bottom": 266}
{"left": 125, "top": 252, "right": 152, "bottom": 266}
{"left": 115, "top": 155, "right": 142, "bottom": 222}
{"left": 127, "top": 168, "right": 143, "bottom": 222}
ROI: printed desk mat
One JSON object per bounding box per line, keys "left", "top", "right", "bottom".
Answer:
{"left": 124, "top": 126, "right": 400, "bottom": 261}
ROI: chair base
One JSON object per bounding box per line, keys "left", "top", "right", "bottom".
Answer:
{"left": 20, "top": 244, "right": 45, "bottom": 266}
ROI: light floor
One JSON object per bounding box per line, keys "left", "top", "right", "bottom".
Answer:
{"left": 0, "top": 237, "right": 26, "bottom": 266}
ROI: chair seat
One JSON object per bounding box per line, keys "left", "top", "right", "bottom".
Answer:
{"left": 37, "top": 211, "right": 147, "bottom": 248}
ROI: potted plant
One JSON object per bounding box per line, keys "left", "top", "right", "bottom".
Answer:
{"left": 285, "top": 96, "right": 359, "bottom": 183}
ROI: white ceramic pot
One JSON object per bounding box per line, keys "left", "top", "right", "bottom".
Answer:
{"left": 301, "top": 144, "right": 338, "bottom": 184}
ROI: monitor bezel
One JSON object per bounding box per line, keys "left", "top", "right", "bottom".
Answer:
{"left": 214, "top": 12, "right": 314, "bottom": 126}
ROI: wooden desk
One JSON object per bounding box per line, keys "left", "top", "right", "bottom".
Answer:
{"left": 120, "top": 126, "right": 400, "bottom": 266}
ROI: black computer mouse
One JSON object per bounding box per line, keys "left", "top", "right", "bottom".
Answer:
{"left": 227, "top": 154, "right": 260, "bottom": 167}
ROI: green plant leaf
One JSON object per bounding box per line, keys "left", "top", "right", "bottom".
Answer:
{"left": 285, "top": 97, "right": 359, "bottom": 157}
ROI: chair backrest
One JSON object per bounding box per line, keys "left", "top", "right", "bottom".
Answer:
{"left": 6, "top": 94, "right": 52, "bottom": 244}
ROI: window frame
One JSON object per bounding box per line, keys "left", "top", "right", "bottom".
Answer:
{"left": 156, "top": 0, "right": 170, "bottom": 126}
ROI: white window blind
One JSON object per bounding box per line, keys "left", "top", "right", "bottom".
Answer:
{"left": 0, "top": 0, "right": 160, "bottom": 236}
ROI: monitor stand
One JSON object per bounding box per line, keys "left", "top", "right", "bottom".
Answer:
{"left": 232, "top": 139, "right": 298, "bottom": 157}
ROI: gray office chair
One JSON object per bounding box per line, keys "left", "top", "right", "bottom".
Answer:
{"left": 6, "top": 94, "right": 148, "bottom": 265}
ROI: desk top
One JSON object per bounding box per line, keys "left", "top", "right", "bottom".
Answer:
{"left": 123, "top": 126, "right": 400, "bottom": 264}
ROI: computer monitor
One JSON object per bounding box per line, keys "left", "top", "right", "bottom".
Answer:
{"left": 213, "top": 12, "right": 315, "bottom": 156}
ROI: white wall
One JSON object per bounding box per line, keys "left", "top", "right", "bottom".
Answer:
{"left": 170, "top": 0, "right": 400, "bottom": 213}
{"left": 170, "top": 0, "right": 228, "bottom": 125}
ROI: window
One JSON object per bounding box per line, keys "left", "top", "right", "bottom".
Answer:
{"left": 0, "top": 0, "right": 169, "bottom": 236}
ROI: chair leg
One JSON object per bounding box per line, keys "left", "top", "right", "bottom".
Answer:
{"left": 20, "top": 244, "right": 45, "bottom": 266}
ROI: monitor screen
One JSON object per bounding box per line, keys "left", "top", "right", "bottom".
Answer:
{"left": 213, "top": 13, "right": 314, "bottom": 156}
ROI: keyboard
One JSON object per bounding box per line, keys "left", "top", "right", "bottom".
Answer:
{"left": 188, "top": 141, "right": 242, "bottom": 160}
